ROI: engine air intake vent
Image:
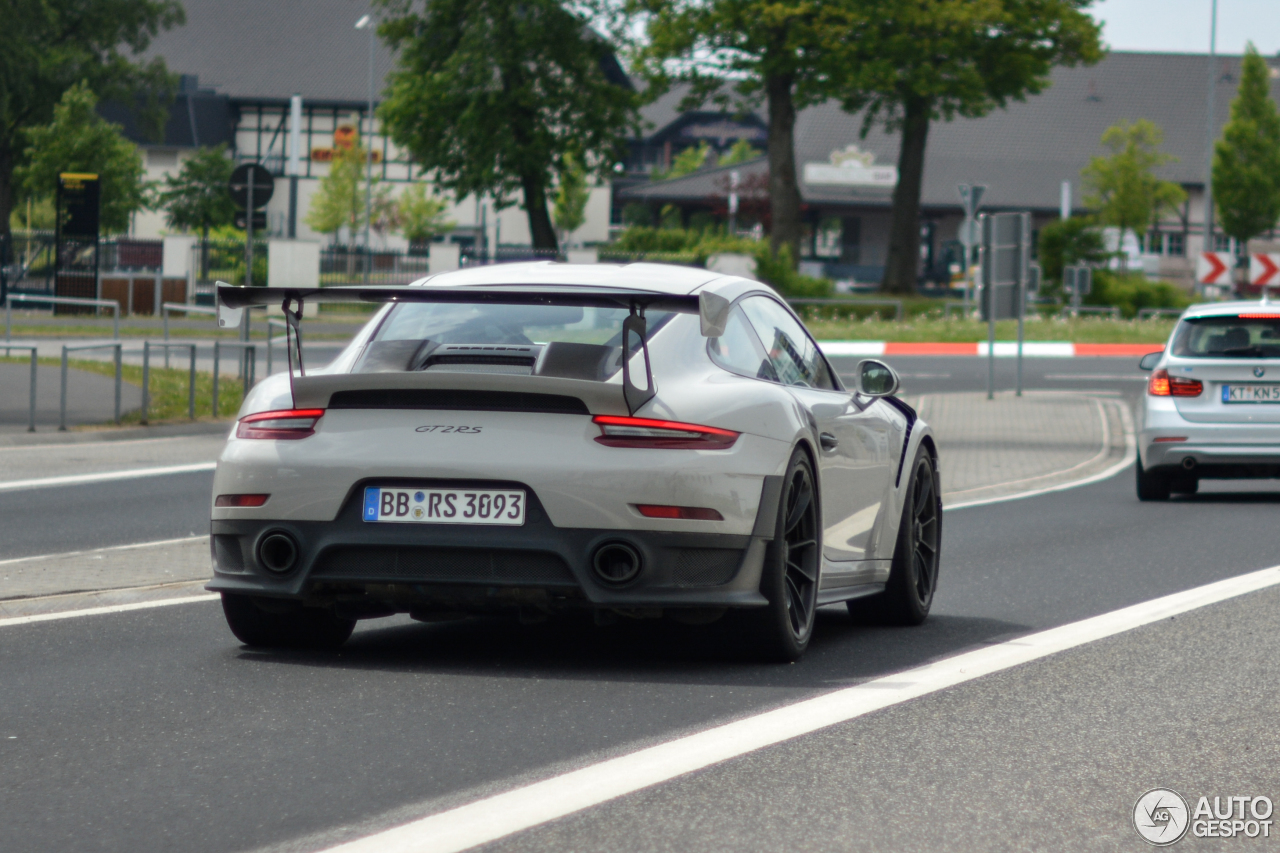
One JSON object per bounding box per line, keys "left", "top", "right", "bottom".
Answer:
{"left": 328, "top": 389, "right": 590, "bottom": 415}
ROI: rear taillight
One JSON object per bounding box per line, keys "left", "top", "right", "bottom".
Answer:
{"left": 592, "top": 415, "right": 739, "bottom": 449}
{"left": 236, "top": 408, "right": 325, "bottom": 440}
{"left": 635, "top": 504, "right": 724, "bottom": 520}
{"left": 1148, "top": 370, "right": 1202, "bottom": 398}
{"left": 215, "top": 494, "right": 270, "bottom": 507}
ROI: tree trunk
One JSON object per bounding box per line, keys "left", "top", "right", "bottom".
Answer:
{"left": 521, "top": 172, "right": 558, "bottom": 253}
{"left": 882, "top": 96, "right": 932, "bottom": 294}
{"left": 765, "top": 73, "right": 802, "bottom": 267}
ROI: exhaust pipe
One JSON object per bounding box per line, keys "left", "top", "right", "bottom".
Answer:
{"left": 592, "top": 542, "right": 642, "bottom": 584}
{"left": 257, "top": 532, "right": 299, "bottom": 574}
{"left": 1181, "top": 456, "right": 1198, "bottom": 471}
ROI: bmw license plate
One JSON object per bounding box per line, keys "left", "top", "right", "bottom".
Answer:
{"left": 363, "top": 487, "right": 525, "bottom": 525}
{"left": 1222, "top": 384, "right": 1280, "bottom": 404}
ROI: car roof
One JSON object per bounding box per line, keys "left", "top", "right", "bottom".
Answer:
{"left": 1181, "top": 299, "right": 1280, "bottom": 319}
{"left": 411, "top": 261, "right": 742, "bottom": 296}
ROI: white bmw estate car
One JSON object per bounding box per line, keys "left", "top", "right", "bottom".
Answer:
{"left": 209, "top": 263, "right": 940, "bottom": 660}
{"left": 1138, "top": 300, "right": 1280, "bottom": 500}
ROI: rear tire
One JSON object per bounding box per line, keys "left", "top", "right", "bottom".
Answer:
{"left": 848, "top": 447, "right": 940, "bottom": 626}
{"left": 1136, "top": 458, "right": 1171, "bottom": 501}
{"left": 221, "top": 593, "right": 355, "bottom": 650}
{"left": 745, "top": 449, "right": 821, "bottom": 662}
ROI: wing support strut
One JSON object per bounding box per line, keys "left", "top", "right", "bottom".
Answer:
{"left": 282, "top": 296, "right": 305, "bottom": 406}
{"left": 621, "top": 301, "right": 655, "bottom": 416}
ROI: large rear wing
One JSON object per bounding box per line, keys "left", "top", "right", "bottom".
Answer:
{"left": 215, "top": 282, "right": 731, "bottom": 415}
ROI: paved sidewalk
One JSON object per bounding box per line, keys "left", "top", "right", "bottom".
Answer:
{"left": 0, "top": 391, "right": 1131, "bottom": 614}
{"left": 0, "top": 362, "right": 143, "bottom": 430}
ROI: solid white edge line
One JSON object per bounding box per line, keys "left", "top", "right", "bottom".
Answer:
{"left": 0, "top": 534, "right": 208, "bottom": 568}
{"left": 944, "top": 397, "right": 1137, "bottom": 511}
{"left": 320, "top": 561, "right": 1280, "bottom": 853}
{"left": 0, "top": 593, "right": 218, "bottom": 628}
{"left": 0, "top": 462, "right": 217, "bottom": 492}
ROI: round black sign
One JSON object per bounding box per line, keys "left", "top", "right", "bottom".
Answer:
{"left": 228, "top": 163, "right": 275, "bottom": 209}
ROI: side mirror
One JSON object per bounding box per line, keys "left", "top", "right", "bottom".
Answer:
{"left": 853, "top": 359, "right": 900, "bottom": 397}
{"left": 1138, "top": 351, "right": 1162, "bottom": 371}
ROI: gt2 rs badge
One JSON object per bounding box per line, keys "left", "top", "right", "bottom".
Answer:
{"left": 415, "top": 425, "right": 482, "bottom": 434}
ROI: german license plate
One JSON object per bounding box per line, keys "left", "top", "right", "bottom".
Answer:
{"left": 1222, "top": 384, "right": 1280, "bottom": 404}
{"left": 362, "top": 487, "right": 525, "bottom": 525}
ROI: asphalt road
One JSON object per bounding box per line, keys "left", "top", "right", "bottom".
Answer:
{"left": 6, "top": 354, "right": 1278, "bottom": 852}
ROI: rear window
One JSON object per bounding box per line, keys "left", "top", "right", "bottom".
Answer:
{"left": 1170, "top": 315, "right": 1280, "bottom": 358}
{"left": 355, "top": 302, "right": 672, "bottom": 376}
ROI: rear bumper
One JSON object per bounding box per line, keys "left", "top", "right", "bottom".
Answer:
{"left": 1141, "top": 401, "right": 1280, "bottom": 476}
{"left": 206, "top": 477, "right": 777, "bottom": 610}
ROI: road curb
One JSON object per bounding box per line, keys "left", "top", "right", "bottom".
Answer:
{"left": 819, "top": 341, "right": 1165, "bottom": 357}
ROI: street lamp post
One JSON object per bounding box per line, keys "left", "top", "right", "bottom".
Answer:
{"left": 356, "top": 14, "right": 375, "bottom": 286}
{"left": 1204, "top": 0, "right": 1218, "bottom": 270}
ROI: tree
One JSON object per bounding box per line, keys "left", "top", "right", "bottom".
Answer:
{"left": 1036, "top": 216, "right": 1106, "bottom": 292}
{"left": 652, "top": 142, "right": 712, "bottom": 181}
{"left": 154, "top": 145, "right": 237, "bottom": 241}
{"left": 823, "top": 0, "right": 1102, "bottom": 294}
{"left": 377, "top": 0, "right": 639, "bottom": 253}
{"left": 720, "top": 138, "right": 763, "bottom": 166}
{"left": 1082, "top": 119, "right": 1187, "bottom": 269}
{"left": 552, "top": 152, "right": 591, "bottom": 245}
{"left": 16, "top": 83, "right": 149, "bottom": 234}
{"left": 305, "top": 140, "right": 367, "bottom": 244}
{"left": 0, "top": 0, "right": 183, "bottom": 239}
{"left": 397, "top": 183, "right": 455, "bottom": 246}
{"left": 1213, "top": 43, "right": 1280, "bottom": 246}
{"left": 636, "top": 0, "right": 837, "bottom": 265}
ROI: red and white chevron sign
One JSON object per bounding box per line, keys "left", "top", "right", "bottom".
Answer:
{"left": 1250, "top": 253, "right": 1280, "bottom": 286}
{"left": 1197, "top": 251, "right": 1233, "bottom": 285}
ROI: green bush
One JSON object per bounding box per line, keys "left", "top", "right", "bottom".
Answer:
{"left": 605, "top": 226, "right": 832, "bottom": 297}
{"left": 1084, "top": 270, "right": 1191, "bottom": 318}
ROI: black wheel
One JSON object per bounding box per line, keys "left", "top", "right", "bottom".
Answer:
{"left": 221, "top": 593, "right": 355, "bottom": 650}
{"left": 1136, "top": 457, "right": 1171, "bottom": 501}
{"left": 848, "top": 447, "right": 940, "bottom": 626}
{"left": 747, "top": 450, "right": 821, "bottom": 662}
{"left": 1170, "top": 477, "right": 1198, "bottom": 496}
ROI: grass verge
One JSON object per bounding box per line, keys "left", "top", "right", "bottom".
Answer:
{"left": 1, "top": 355, "right": 244, "bottom": 423}
{"left": 801, "top": 314, "right": 1175, "bottom": 343}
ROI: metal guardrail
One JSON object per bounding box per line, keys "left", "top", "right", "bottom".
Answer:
{"left": 1059, "top": 305, "right": 1122, "bottom": 319}
{"left": 140, "top": 341, "right": 198, "bottom": 424}
{"left": 7, "top": 294, "right": 121, "bottom": 341}
{"left": 2, "top": 345, "right": 38, "bottom": 432}
{"left": 787, "top": 298, "right": 905, "bottom": 322}
{"left": 162, "top": 302, "right": 217, "bottom": 367}
{"left": 1137, "top": 307, "right": 1185, "bottom": 320}
{"left": 61, "top": 343, "right": 122, "bottom": 430}
{"left": 211, "top": 341, "right": 257, "bottom": 418}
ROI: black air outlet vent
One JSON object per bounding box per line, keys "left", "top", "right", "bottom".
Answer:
{"left": 328, "top": 389, "right": 590, "bottom": 415}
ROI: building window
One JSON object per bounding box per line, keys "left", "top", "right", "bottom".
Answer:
{"left": 1214, "top": 233, "right": 1233, "bottom": 252}
{"left": 1167, "top": 233, "right": 1185, "bottom": 256}
{"left": 812, "top": 216, "right": 842, "bottom": 259}
{"left": 1145, "top": 231, "right": 1164, "bottom": 255}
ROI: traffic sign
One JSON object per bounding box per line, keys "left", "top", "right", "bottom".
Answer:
{"left": 229, "top": 163, "right": 275, "bottom": 209}
{"left": 1249, "top": 253, "right": 1280, "bottom": 287}
{"left": 958, "top": 184, "right": 986, "bottom": 218}
{"left": 1197, "top": 251, "right": 1233, "bottom": 285}
{"left": 1064, "top": 265, "right": 1092, "bottom": 297}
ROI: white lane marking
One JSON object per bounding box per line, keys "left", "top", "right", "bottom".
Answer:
{"left": 319, "top": 562, "right": 1280, "bottom": 853}
{"left": 0, "top": 593, "right": 218, "bottom": 628}
{"left": 0, "top": 535, "right": 207, "bottom": 568}
{"left": 0, "top": 434, "right": 221, "bottom": 453}
{"left": 945, "top": 397, "right": 1136, "bottom": 511}
{"left": 0, "top": 462, "right": 216, "bottom": 492}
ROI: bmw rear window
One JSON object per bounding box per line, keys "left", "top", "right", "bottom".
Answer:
{"left": 1170, "top": 315, "right": 1280, "bottom": 358}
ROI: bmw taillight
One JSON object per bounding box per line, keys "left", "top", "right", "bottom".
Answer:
{"left": 236, "top": 409, "right": 325, "bottom": 440}
{"left": 592, "top": 415, "right": 739, "bottom": 449}
{"left": 1147, "top": 369, "right": 1202, "bottom": 398}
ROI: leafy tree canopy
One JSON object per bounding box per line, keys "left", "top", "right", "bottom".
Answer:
{"left": 397, "top": 183, "right": 455, "bottom": 245}
{"left": 16, "top": 83, "right": 149, "bottom": 234}
{"left": 377, "top": 0, "right": 639, "bottom": 252}
{"left": 1082, "top": 119, "right": 1187, "bottom": 258}
{"left": 1036, "top": 216, "right": 1107, "bottom": 294}
{"left": 552, "top": 152, "right": 591, "bottom": 241}
{"left": 652, "top": 142, "right": 712, "bottom": 181}
{"left": 820, "top": 0, "right": 1102, "bottom": 293}
{"left": 1213, "top": 43, "right": 1280, "bottom": 245}
{"left": 306, "top": 140, "right": 368, "bottom": 241}
{"left": 154, "top": 144, "right": 237, "bottom": 240}
{"left": 0, "top": 0, "right": 184, "bottom": 237}
{"left": 719, "top": 139, "right": 763, "bottom": 166}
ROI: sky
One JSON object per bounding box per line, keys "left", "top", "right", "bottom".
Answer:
{"left": 1091, "top": 0, "right": 1280, "bottom": 55}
